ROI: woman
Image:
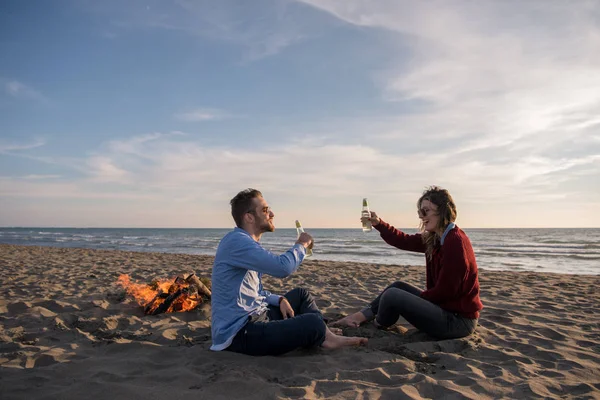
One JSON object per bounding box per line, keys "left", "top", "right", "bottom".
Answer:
{"left": 333, "top": 186, "right": 483, "bottom": 339}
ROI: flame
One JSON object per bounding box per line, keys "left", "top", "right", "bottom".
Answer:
{"left": 117, "top": 274, "right": 202, "bottom": 314}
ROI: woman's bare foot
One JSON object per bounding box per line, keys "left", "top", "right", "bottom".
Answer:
{"left": 321, "top": 329, "right": 368, "bottom": 349}
{"left": 330, "top": 311, "right": 367, "bottom": 328}
{"left": 328, "top": 327, "right": 343, "bottom": 335}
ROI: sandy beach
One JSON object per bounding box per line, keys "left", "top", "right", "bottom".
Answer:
{"left": 1, "top": 243, "right": 599, "bottom": 399}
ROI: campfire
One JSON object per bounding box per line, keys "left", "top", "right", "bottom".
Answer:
{"left": 117, "top": 273, "right": 211, "bottom": 315}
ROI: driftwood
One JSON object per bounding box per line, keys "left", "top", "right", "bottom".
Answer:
{"left": 143, "top": 273, "right": 211, "bottom": 316}
{"left": 185, "top": 273, "right": 212, "bottom": 298}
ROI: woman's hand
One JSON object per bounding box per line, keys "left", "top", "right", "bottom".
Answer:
{"left": 361, "top": 211, "right": 381, "bottom": 227}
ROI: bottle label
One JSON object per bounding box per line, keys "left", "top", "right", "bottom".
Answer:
{"left": 362, "top": 198, "right": 372, "bottom": 232}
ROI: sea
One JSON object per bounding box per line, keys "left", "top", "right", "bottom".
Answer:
{"left": 1, "top": 227, "right": 599, "bottom": 275}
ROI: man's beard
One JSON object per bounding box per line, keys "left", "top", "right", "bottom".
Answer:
{"left": 260, "top": 219, "right": 275, "bottom": 233}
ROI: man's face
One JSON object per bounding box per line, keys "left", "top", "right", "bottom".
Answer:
{"left": 249, "top": 196, "right": 275, "bottom": 233}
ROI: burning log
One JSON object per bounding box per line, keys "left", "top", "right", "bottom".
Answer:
{"left": 185, "top": 273, "right": 211, "bottom": 297}
{"left": 117, "top": 273, "right": 210, "bottom": 315}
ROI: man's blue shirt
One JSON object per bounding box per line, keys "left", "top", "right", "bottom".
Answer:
{"left": 210, "top": 227, "right": 306, "bottom": 351}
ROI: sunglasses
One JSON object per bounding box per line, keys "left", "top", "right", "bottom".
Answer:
{"left": 247, "top": 206, "right": 272, "bottom": 215}
{"left": 417, "top": 207, "right": 437, "bottom": 218}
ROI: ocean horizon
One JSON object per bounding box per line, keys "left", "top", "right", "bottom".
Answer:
{"left": 1, "top": 227, "right": 599, "bottom": 276}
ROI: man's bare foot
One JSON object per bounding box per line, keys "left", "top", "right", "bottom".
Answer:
{"left": 330, "top": 311, "right": 367, "bottom": 328}
{"left": 321, "top": 329, "right": 368, "bottom": 349}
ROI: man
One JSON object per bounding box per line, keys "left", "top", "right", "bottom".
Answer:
{"left": 210, "top": 188, "right": 367, "bottom": 356}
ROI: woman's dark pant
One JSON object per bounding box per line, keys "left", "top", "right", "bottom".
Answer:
{"left": 363, "top": 281, "right": 477, "bottom": 339}
{"left": 227, "top": 288, "right": 327, "bottom": 356}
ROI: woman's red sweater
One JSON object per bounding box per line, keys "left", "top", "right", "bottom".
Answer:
{"left": 375, "top": 220, "right": 483, "bottom": 319}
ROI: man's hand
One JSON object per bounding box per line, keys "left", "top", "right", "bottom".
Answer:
{"left": 361, "top": 211, "right": 381, "bottom": 226}
{"left": 279, "top": 297, "right": 295, "bottom": 319}
{"left": 296, "top": 232, "right": 313, "bottom": 250}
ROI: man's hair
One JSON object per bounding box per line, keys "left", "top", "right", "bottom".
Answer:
{"left": 230, "top": 188, "right": 263, "bottom": 228}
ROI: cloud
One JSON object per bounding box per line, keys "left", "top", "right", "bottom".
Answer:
{"left": 85, "top": 0, "right": 322, "bottom": 61}
{"left": 0, "top": 176, "right": 152, "bottom": 200}
{"left": 174, "top": 108, "right": 232, "bottom": 122}
{"left": 74, "top": 132, "right": 600, "bottom": 205}
{"left": 22, "top": 174, "right": 61, "bottom": 180}
{"left": 86, "top": 156, "right": 131, "bottom": 183}
{"left": 0, "top": 138, "right": 46, "bottom": 153}
{"left": 3, "top": 79, "right": 47, "bottom": 102}
{"left": 107, "top": 132, "right": 180, "bottom": 156}
{"left": 7, "top": 124, "right": 596, "bottom": 208}
{"left": 292, "top": 1, "right": 600, "bottom": 193}
{"left": 296, "top": 1, "right": 600, "bottom": 143}
{"left": 3, "top": 2, "right": 599, "bottom": 227}
{"left": 2, "top": 129, "right": 598, "bottom": 227}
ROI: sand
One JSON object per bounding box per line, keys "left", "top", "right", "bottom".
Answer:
{"left": 0, "top": 243, "right": 599, "bottom": 399}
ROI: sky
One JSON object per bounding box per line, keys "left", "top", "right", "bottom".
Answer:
{"left": 1, "top": 0, "right": 599, "bottom": 229}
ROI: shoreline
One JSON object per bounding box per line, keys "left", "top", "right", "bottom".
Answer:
{"left": 1, "top": 242, "right": 598, "bottom": 277}
{"left": 1, "top": 244, "right": 599, "bottom": 399}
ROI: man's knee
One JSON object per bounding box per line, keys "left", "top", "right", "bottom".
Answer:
{"left": 302, "top": 312, "right": 324, "bottom": 327}
{"left": 296, "top": 313, "right": 326, "bottom": 347}
{"left": 288, "top": 287, "right": 311, "bottom": 300}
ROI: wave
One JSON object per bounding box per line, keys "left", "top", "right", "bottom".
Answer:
{"left": 314, "top": 244, "right": 365, "bottom": 250}
{"left": 316, "top": 250, "right": 386, "bottom": 257}
{"left": 539, "top": 239, "right": 599, "bottom": 245}
{"left": 476, "top": 243, "right": 599, "bottom": 250}
{"left": 480, "top": 247, "right": 600, "bottom": 255}
{"left": 3, "top": 227, "right": 600, "bottom": 275}
{"left": 567, "top": 254, "right": 600, "bottom": 260}
{"left": 478, "top": 250, "right": 600, "bottom": 260}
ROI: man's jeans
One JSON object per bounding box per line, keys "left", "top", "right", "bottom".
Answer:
{"left": 362, "top": 281, "right": 477, "bottom": 339}
{"left": 226, "top": 288, "right": 327, "bottom": 356}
